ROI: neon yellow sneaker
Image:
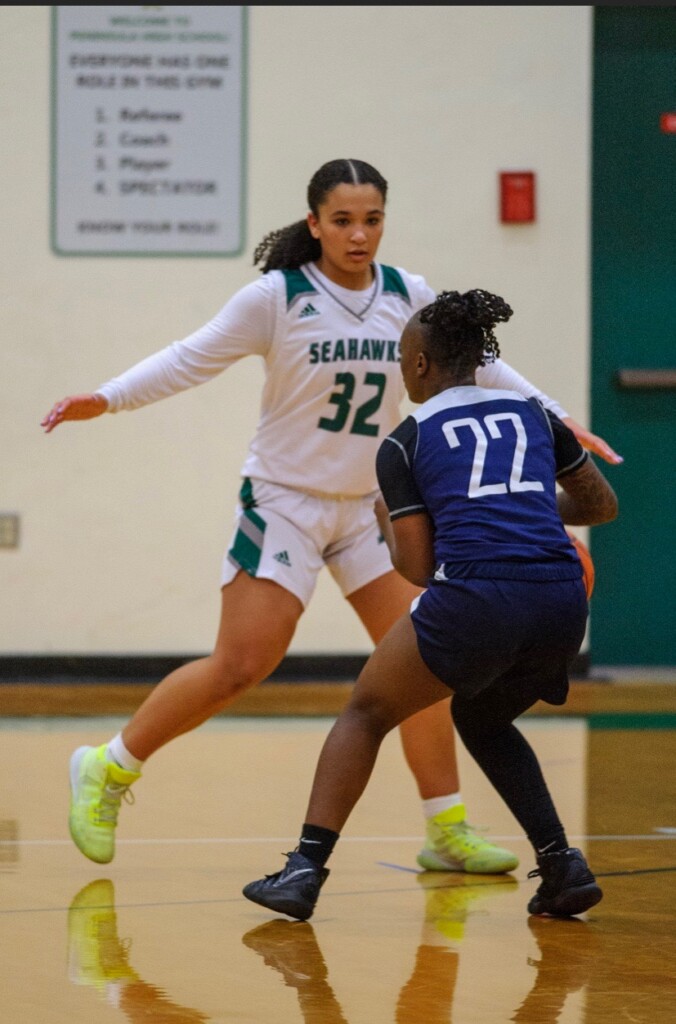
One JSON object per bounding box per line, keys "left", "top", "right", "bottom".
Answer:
{"left": 417, "top": 804, "right": 519, "bottom": 874}
{"left": 69, "top": 745, "right": 140, "bottom": 864}
{"left": 67, "top": 879, "right": 138, "bottom": 991}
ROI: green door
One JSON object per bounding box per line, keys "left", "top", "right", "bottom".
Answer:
{"left": 591, "top": 7, "right": 676, "bottom": 665}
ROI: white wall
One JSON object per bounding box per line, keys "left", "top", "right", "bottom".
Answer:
{"left": 1, "top": 5, "right": 592, "bottom": 655}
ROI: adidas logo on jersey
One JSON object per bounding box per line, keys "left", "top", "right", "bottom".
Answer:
{"left": 299, "top": 302, "right": 320, "bottom": 319}
{"left": 273, "top": 550, "right": 292, "bottom": 566}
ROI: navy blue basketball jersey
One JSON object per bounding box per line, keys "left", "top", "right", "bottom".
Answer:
{"left": 376, "top": 386, "right": 588, "bottom": 581}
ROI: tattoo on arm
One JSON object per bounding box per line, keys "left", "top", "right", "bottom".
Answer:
{"left": 557, "top": 459, "right": 619, "bottom": 526}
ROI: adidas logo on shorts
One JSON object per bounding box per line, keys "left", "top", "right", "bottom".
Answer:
{"left": 298, "top": 303, "right": 320, "bottom": 319}
{"left": 273, "top": 550, "right": 292, "bottom": 567}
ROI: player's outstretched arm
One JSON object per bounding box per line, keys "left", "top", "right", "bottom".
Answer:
{"left": 41, "top": 393, "right": 108, "bottom": 433}
{"left": 561, "top": 416, "right": 623, "bottom": 465}
{"left": 478, "top": 360, "right": 623, "bottom": 465}
{"left": 557, "top": 459, "right": 619, "bottom": 526}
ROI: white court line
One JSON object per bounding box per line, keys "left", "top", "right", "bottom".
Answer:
{"left": 2, "top": 833, "right": 676, "bottom": 848}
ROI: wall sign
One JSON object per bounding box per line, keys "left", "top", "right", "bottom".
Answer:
{"left": 51, "top": 6, "right": 247, "bottom": 256}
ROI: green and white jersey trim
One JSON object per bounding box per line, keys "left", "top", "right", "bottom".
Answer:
{"left": 240, "top": 262, "right": 434, "bottom": 495}
{"left": 283, "top": 268, "right": 320, "bottom": 312}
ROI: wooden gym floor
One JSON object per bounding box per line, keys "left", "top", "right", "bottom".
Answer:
{"left": 0, "top": 674, "right": 675, "bottom": 1023}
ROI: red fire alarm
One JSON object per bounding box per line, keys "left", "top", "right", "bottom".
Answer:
{"left": 660, "top": 113, "right": 676, "bottom": 134}
{"left": 500, "top": 171, "right": 536, "bottom": 223}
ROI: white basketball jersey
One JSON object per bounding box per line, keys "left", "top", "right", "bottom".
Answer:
{"left": 242, "top": 263, "right": 434, "bottom": 495}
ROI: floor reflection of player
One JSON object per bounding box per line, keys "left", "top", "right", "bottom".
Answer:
{"left": 67, "top": 876, "right": 602, "bottom": 1023}
{"left": 396, "top": 875, "right": 519, "bottom": 1024}
{"left": 242, "top": 920, "right": 349, "bottom": 1024}
{"left": 512, "top": 917, "right": 603, "bottom": 1024}
{"left": 67, "top": 879, "right": 210, "bottom": 1024}
{"left": 243, "top": 876, "right": 519, "bottom": 1024}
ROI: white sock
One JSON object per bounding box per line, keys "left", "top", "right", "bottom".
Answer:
{"left": 422, "top": 793, "right": 464, "bottom": 820}
{"left": 106, "top": 733, "right": 144, "bottom": 774}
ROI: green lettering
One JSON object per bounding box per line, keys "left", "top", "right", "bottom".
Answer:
{"left": 318, "top": 371, "right": 387, "bottom": 437}
{"left": 318, "top": 372, "right": 354, "bottom": 432}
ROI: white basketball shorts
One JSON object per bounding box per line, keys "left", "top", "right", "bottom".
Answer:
{"left": 221, "top": 477, "right": 394, "bottom": 607}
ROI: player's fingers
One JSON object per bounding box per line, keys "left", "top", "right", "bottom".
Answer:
{"left": 41, "top": 401, "right": 67, "bottom": 431}
{"left": 587, "top": 436, "right": 624, "bottom": 465}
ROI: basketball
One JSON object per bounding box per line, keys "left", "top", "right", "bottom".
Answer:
{"left": 566, "top": 531, "right": 595, "bottom": 599}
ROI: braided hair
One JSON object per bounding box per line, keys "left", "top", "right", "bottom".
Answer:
{"left": 418, "top": 289, "right": 513, "bottom": 372}
{"left": 253, "top": 159, "right": 388, "bottom": 273}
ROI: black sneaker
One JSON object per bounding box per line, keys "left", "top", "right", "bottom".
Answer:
{"left": 527, "top": 848, "right": 603, "bottom": 917}
{"left": 242, "top": 851, "right": 329, "bottom": 921}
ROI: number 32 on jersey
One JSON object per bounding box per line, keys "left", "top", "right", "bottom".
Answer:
{"left": 318, "top": 371, "right": 387, "bottom": 437}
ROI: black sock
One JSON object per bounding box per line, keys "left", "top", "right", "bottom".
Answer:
{"left": 298, "top": 823, "right": 340, "bottom": 867}
{"left": 532, "top": 828, "right": 569, "bottom": 857}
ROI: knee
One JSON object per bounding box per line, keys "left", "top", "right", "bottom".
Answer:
{"left": 452, "top": 697, "right": 518, "bottom": 757}
{"left": 451, "top": 696, "right": 493, "bottom": 746}
{"left": 207, "top": 648, "right": 269, "bottom": 702}
{"left": 344, "top": 692, "right": 398, "bottom": 740}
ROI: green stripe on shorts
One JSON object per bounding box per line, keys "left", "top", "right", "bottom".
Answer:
{"left": 228, "top": 507, "right": 266, "bottom": 577}
{"left": 239, "top": 476, "right": 257, "bottom": 509}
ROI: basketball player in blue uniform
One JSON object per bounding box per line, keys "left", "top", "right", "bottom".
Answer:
{"left": 243, "top": 287, "right": 618, "bottom": 922}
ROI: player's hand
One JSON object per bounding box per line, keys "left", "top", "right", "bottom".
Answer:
{"left": 562, "top": 417, "right": 623, "bottom": 465}
{"left": 41, "top": 393, "right": 109, "bottom": 433}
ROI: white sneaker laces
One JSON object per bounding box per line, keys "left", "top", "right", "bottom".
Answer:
{"left": 97, "top": 784, "right": 135, "bottom": 824}
{"left": 437, "top": 821, "right": 489, "bottom": 849}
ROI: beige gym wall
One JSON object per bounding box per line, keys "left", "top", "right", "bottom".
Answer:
{"left": 1, "top": 5, "right": 592, "bottom": 655}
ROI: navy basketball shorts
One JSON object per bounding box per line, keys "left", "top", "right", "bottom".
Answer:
{"left": 410, "top": 577, "right": 588, "bottom": 704}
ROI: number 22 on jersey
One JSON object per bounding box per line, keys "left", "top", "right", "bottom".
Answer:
{"left": 442, "top": 413, "right": 545, "bottom": 499}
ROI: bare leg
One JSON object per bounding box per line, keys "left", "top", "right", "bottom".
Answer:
{"left": 348, "top": 571, "right": 459, "bottom": 798}
{"left": 304, "top": 613, "right": 450, "bottom": 832}
{"left": 122, "top": 573, "right": 303, "bottom": 761}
